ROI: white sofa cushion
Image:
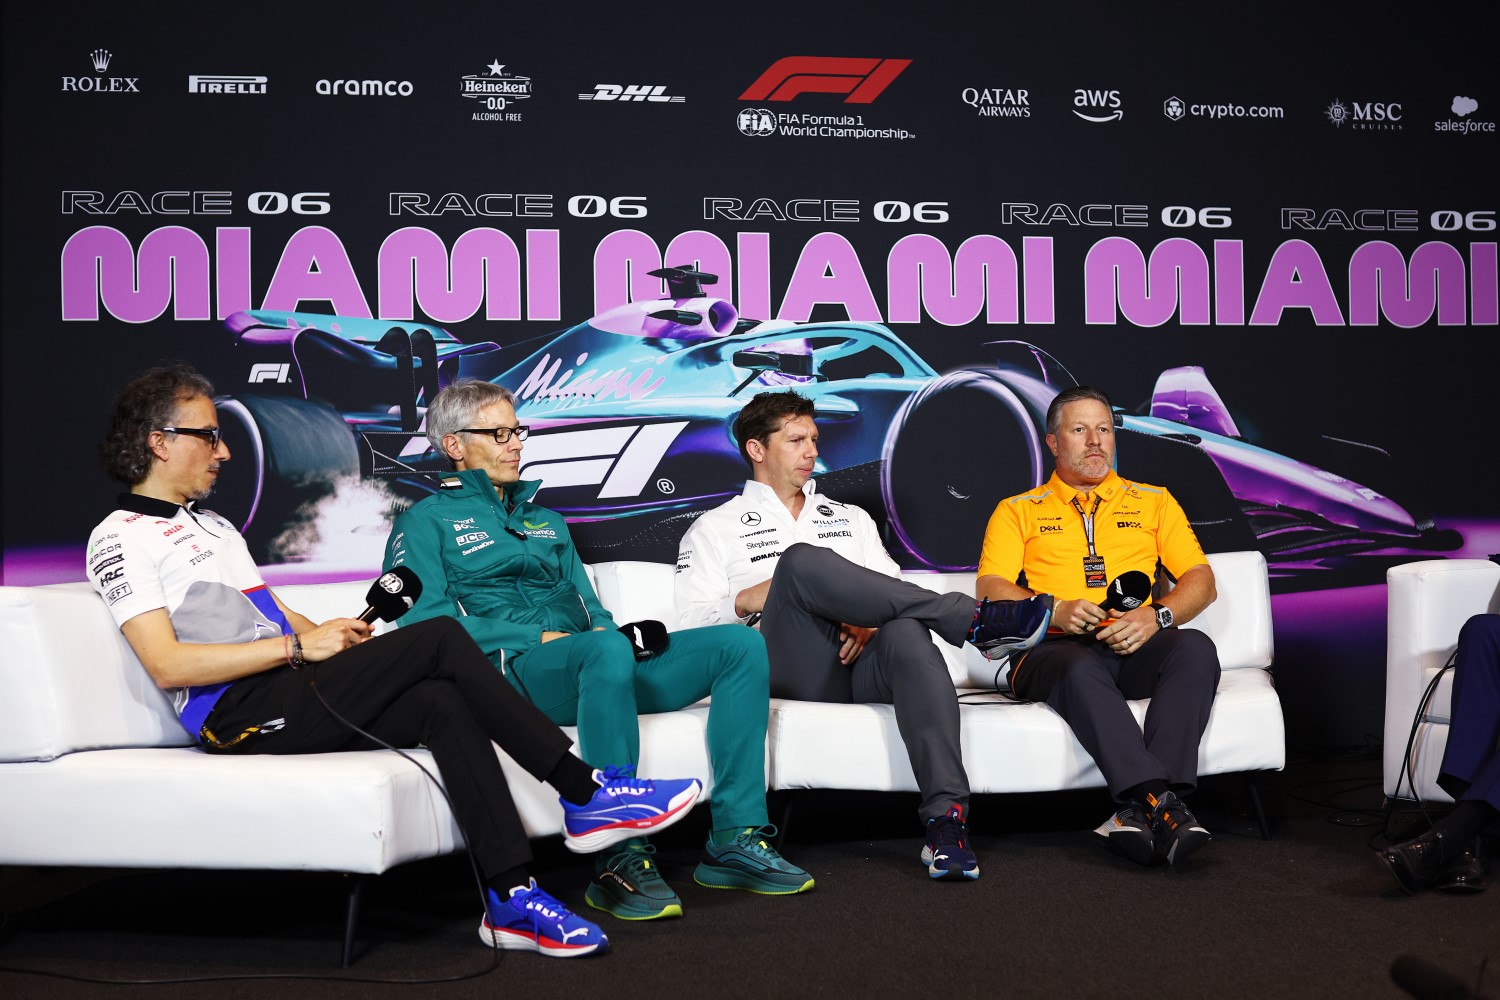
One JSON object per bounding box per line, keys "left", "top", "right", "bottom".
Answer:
{"left": 769, "top": 667, "right": 1284, "bottom": 795}
{"left": 0, "top": 580, "right": 382, "bottom": 763}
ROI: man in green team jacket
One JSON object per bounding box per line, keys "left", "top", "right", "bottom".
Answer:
{"left": 386, "top": 379, "right": 812, "bottom": 922}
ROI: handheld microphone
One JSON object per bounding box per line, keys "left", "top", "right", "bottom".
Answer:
{"left": 618, "top": 619, "right": 669, "bottom": 661}
{"left": 357, "top": 566, "right": 424, "bottom": 624}
{"left": 1104, "top": 571, "right": 1152, "bottom": 614}
{"left": 1047, "top": 570, "right": 1154, "bottom": 634}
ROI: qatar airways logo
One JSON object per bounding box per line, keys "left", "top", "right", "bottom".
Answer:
{"left": 740, "top": 57, "right": 910, "bottom": 104}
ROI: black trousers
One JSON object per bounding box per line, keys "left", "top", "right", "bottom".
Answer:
{"left": 1011, "top": 628, "right": 1221, "bottom": 801}
{"left": 1438, "top": 614, "right": 1500, "bottom": 812}
{"left": 202, "top": 616, "right": 576, "bottom": 879}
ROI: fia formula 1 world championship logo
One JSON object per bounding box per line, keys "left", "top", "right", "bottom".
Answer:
{"left": 740, "top": 57, "right": 910, "bottom": 104}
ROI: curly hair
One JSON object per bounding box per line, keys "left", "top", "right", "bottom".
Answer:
{"left": 100, "top": 365, "right": 215, "bottom": 485}
{"left": 732, "top": 390, "right": 816, "bottom": 468}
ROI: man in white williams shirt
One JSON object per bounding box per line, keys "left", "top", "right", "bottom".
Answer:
{"left": 674, "top": 390, "right": 1052, "bottom": 880}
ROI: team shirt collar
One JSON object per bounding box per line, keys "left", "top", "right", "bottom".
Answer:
{"left": 1047, "top": 469, "right": 1124, "bottom": 504}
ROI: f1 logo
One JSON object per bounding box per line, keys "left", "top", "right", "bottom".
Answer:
{"left": 249, "top": 363, "right": 290, "bottom": 384}
{"left": 740, "top": 57, "right": 911, "bottom": 104}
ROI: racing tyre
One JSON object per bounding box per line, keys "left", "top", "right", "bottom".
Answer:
{"left": 881, "top": 370, "right": 1046, "bottom": 570}
{"left": 212, "top": 394, "right": 361, "bottom": 561}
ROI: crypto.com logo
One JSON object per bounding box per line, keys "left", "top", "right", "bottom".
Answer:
{"left": 740, "top": 57, "right": 910, "bottom": 104}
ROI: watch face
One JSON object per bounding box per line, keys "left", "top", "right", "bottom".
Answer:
{"left": 1157, "top": 607, "right": 1174, "bottom": 629}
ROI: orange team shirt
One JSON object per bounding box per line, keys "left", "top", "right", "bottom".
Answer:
{"left": 977, "top": 470, "right": 1209, "bottom": 603}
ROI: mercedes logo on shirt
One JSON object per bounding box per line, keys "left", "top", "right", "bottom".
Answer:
{"left": 741, "top": 511, "right": 762, "bottom": 525}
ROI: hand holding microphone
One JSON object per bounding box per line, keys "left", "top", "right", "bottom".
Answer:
{"left": 1096, "top": 570, "right": 1155, "bottom": 654}
{"left": 289, "top": 568, "right": 427, "bottom": 664}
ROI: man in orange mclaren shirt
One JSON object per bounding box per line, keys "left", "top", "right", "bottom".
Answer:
{"left": 977, "top": 386, "right": 1222, "bottom": 867}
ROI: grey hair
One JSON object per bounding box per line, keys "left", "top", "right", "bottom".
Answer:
{"left": 1045, "top": 386, "right": 1113, "bottom": 436}
{"left": 425, "top": 379, "right": 517, "bottom": 458}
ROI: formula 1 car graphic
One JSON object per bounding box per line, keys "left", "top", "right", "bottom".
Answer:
{"left": 213, "top": 267, "right": 1459, "bottom": 585}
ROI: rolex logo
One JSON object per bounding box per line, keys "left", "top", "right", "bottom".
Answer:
{"left": 91, "top": 49, "right": 112, "bottom": 72}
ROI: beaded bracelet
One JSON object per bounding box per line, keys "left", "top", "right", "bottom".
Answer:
{"left": 291, "top": 634, "right": 305, "bottom": 669}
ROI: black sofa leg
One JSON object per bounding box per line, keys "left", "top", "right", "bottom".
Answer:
{"left": 1243, "top": 772, "right": 1274, "bottom": 840}
{"left": 341, "top": 874, "right": 366, "bottom": 968}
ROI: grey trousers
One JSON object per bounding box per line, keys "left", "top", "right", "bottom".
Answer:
{"left": 761, "top": 543, "right": 976, "bottom": 821}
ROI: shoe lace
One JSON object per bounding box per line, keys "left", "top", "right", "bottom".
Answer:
{"left": 596, "top": 764, "right": 652, "bottom": 794}
{"left": 509, "top": 882, "right": 571, "bottom": 925}
{"left": 729, "top": 825, "right": 784, "bottom": 858}
{"left": 928, "top": 810, "right": 969, "bottom": 850}
{"left": 1148, "top": 793, "right": 1190, "bottom": 833}
{"left": 603, "top": 843, "right": 661, "bottom": 880}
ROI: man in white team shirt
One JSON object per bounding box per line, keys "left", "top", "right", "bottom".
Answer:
{"left": 674, "top": 390, "right": 1052, "bottom": 881}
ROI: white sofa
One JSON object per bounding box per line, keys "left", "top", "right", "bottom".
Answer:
{"left": 0, "top": 549, "right": 1281, "bottom": 959}
{"left": 592, "top": 550, "right": 1282, "bottom": 815}
{"left": 1383, "top": 558, "right": 1500, "bottom": 804}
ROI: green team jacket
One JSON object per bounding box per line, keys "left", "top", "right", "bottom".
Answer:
{"left": 385, "top": 468, "right": 615, "bottom": 664}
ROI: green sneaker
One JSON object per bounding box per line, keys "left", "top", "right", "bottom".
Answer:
{"left": 584, "top": 843, "right": 683, "bottom": 920}
{"left": 692, "top": 826, "right": 815, "bottom": 895}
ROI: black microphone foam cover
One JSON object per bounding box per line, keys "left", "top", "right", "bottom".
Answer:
{"left": 618, "top": 619, "right": 669, "bottom": 660}
{"left": 362, "top": 566, "right": 424, "bottom": 623}
{"left": 1104, "top": 570, "right": 1152, "bottom": 614}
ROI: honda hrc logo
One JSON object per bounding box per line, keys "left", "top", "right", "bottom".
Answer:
{"left": 518, "top": 422, "right": 688, "bottom": 498}
{"left": 249, "top": 363, "right": 291, "bottom": 383}
{"left": 740, "top": 57, "right": 911, "bottom": 104}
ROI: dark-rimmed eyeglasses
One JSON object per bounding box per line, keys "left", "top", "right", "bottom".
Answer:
{"left": 157, "top": 426, "right": 223, "bottom": 449}
{"left": 458, "top": 425, "right": 530, "bottom": 444}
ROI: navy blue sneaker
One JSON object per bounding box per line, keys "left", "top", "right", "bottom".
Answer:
{"left": 480, "top": 880, "right": 607, "bottom": 957}
{"left": 968, "top": 594, "right": 1054, "bottom": 660}
{"left": 561, "top": 766, "right": 702, "bottom": 853}
{"left": 922, "top": 805, "right": 980, "bottom": 880}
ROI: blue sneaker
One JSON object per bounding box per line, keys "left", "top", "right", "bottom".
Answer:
{"left": 693, "top": 826, "right": 815, "bottom": 895}
{"left": 561, "top": 766, "right": 703, "bottom": 853}
{"left": 480, "top": 879, "right": 607, "bottom": 958}
{"left": 921, "top": 805, "right": 980, "bottom": 880}
{"left": 968, "top": 594, "right": 1054, "bottom": 660}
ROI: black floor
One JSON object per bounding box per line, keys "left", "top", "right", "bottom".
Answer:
{"left": 2, "top": 752, "right": 1495, "bottom": 1000}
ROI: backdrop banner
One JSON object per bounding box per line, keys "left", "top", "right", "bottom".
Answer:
{"left": 3, "top": 5, "right": 1495, "bottom": 741}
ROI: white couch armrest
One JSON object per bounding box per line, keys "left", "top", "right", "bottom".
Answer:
{"left": 1383, "top": 559, "right": 1500, "bottom": 799}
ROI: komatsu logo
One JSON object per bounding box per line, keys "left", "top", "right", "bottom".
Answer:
{"left": 516, "top": 422, "right": 688, "bottom": 499}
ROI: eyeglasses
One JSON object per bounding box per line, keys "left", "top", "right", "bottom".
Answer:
{"left": 458, "top": 425, "right": 530, "bottom": 444}
{"left": 157, "top": 426, "right": 223, "bottom": 449}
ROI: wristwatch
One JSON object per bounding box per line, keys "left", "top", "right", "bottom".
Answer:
{"left": 1155, "top": 605, "right": 1174, "bottom": 630}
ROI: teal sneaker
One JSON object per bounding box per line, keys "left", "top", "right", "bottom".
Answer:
{"left": 585, "top": 843, "right": 683, "bottom": 920}
{"left": 692, "top": 826, "right": 815, "bottom": 895}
